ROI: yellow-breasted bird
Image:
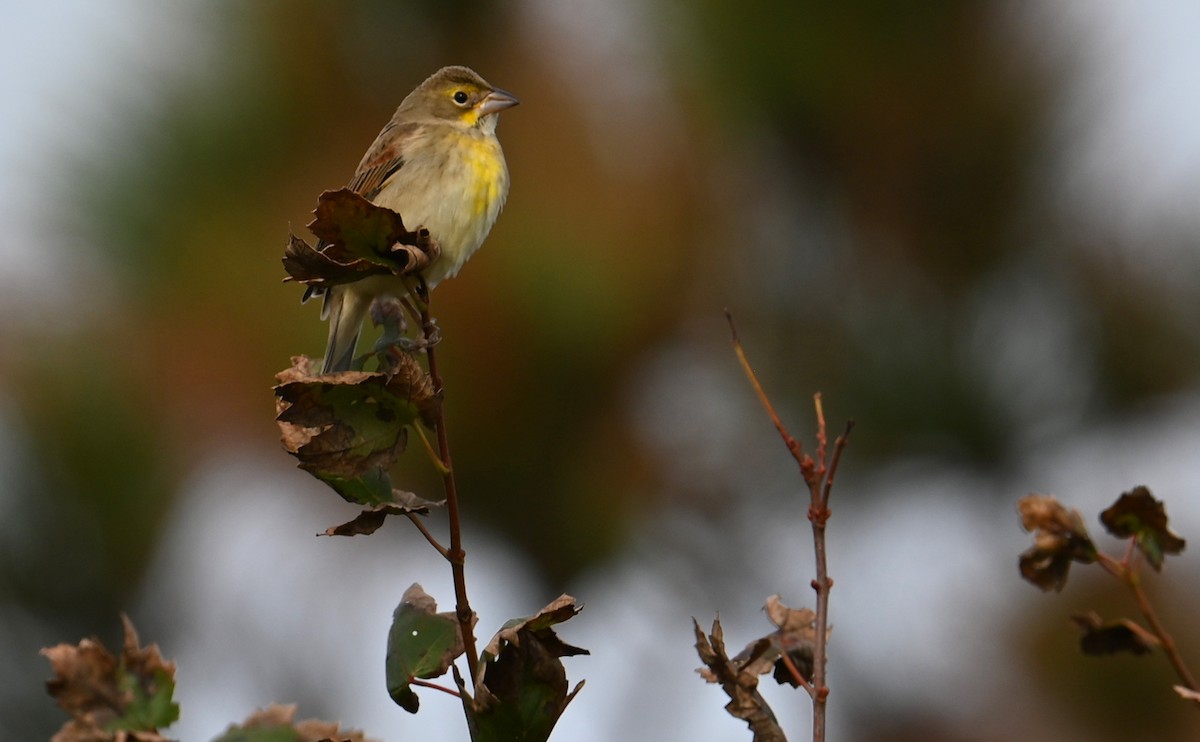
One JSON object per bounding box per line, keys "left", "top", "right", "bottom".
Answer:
{"left": 316, "top": 65, "right": 518, "bottom": 372}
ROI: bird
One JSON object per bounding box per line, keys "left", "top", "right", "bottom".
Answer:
{"left": 316, "top": 65, "right": 518, "bottom": 372}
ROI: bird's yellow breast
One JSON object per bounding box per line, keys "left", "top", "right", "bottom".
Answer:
{"left": 462, "top": 134, "right": 507, "bottom": 219}
{"left": 370, "top": 123, "right": 509, "bottom": 286}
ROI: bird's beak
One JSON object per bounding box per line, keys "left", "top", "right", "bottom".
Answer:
{"left": 477, "top": 88, "right": 520, "bottom": 116}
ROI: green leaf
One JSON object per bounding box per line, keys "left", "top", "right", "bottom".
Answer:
{"left": 386, "top": 585, "right": 464, "bottom": 713}
{"left": 314, "top": 466, "right": 396, "bottom": 507}
{"left": 108, "top": 667, "right": 179, "bottom": 731}
{"left": 276, "top": 379, "right": 417, "bottom": 478}
{"left": 274, "top": 354, "right": 440, "bottom": 508}
{"left": 1099, "top": 486, "right": 1186, "bottom": 571}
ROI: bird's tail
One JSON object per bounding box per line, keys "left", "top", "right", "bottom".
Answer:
{"left": 321, "top": 286, "right": 369, "bottom": 373}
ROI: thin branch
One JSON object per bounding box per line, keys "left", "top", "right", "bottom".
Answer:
{"left": 1127, "top": 564, "right": 1200, "bottom": 695}
{"left": 807, "top": 399, "right": 832, "bottom": 742}
{"left": 821, "top": 421, "right": 856, "bottom": 508}
{"left": 421, "top": 303, "right": 480, "bottom": 684}
{"left": 726, "top": 310, "right": 805, "bottom": 464}
{"left": 404, "top": 511, "right": 449, "bottom": 559}
{"left": 725, "top": 311, "right": 853, "bottom": 742}
{"left": 410, "top": 677, "right": 462, "bottom": 698}
{"left": 412, "top": 420, "right": 451, "bottom": 475}
{"left": 1097, "top": 541, "right": 1199, "bottom": 701}
{"left": 778, "top": 650, "right": 815, "bottom": 697}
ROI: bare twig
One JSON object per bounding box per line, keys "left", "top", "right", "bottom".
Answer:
{"left": 726, "top": 310, "right": 805, "bottom": 464}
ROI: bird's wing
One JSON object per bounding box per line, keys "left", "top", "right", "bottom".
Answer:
{"left": 346, "top": 121, "right": 422, "bottom": 199}
{"left": 300, "top": 121, "right": 421, "bottom": 307}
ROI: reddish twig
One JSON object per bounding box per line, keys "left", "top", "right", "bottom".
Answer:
{"left": 404, "top": 511, "right": 449, "bottom": 559}
{"left": 726, "top": 310, "right": 854, "bottom": 742}
{"left": 778, "top": 650, "right": 814, "bottom": 695}
{"left": 410, "top": 677, "right": 463, "bottom": 699}
{"left": 421, "top": 303, "right": 480, "bottom": 684}
{"left": 726, "top": 310, "right": 805, "bottom": 464}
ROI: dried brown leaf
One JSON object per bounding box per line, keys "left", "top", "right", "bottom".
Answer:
{"left": 1071, "top": 611, "right": 1160, "bottom": 656}
{"left": 692, "top": 618, "right": 786, "bottom": 742}
{"left": 1017, "top": 494, "right": 1098, "bottom": 591}
{"left": 321, "top": 494, "right": 444, "bottom": 537}
{"left": 282, "top": 189, "right": 438, "bottom": 290}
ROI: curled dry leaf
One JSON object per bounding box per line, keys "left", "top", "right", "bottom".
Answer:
{"left": 282, "top": 189, "right": 439, "bottom": 290}
{"left": 321, "top": 494, "right": 444, "bottom": 537}
{"left": 762, "top": 595, "right": 823, "bottom": 687}
{"left": 1071, "top": 611, "right": 1160, "bottom": 656}
{"left": 1099, "top": 486, "right": 1186, "bottom": 571}
{"left": 42, "top": 614, "right": 178, "bottom": 741}
{"left": 1017, "top": 494, "right": 1098, "bottom": 592}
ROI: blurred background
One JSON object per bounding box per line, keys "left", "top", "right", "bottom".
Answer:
{"left": 4, "top": 1, "right": 1200, "bottom": 739}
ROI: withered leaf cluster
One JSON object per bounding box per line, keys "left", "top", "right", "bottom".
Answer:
{"left": 282, "top": 189, "right": 439, "bottom": 291}
{"left": 275, "top": 189, "right": 449, "bottom": 535}
{"left": 694, "top": 619, "right": 785, "bottom": 742}
{"left": 1017, "top": 494, "right": 1098, "bottom": 592}
{"left": 41, "top": 615, "right": 178, "bottom": 742}
{"left": 694, "top": 595, "right": 825, "bottom": 741}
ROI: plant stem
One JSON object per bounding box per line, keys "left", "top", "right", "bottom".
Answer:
{"left": 1097, "top": 547, "right": 1200, "bottom": 700}
{"left": 404, "top": 511, "right": 449, "bottom": 559}
{"left": 807, "top": 416, "right": 852, "bottom": 741}
{"left": 421, "top": 305, "right": 480, "bottom": 684}
{"left": 1127, "top": 563, "right": 1199, "bottom": 694}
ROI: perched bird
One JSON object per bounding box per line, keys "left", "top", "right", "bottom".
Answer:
{"left": 318, "top": 65, "right": 518, "bottom": 372}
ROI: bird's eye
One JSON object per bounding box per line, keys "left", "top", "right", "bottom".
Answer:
{"left": 453, "top": 91, "right": 469, "bottom": 105}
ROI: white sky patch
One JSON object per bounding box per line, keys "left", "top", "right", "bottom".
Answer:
{"left": 1036, "top": 1, "right": 1200, "bottom": 243}
{"left": 0, "top": 1, "right": 212, "bottom": 327}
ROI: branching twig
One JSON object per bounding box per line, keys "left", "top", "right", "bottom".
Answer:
{"left": 410, "top": 678, "right": 462, "bottom": 699}
{"left": 404, "top": 511, "right": 449, "bottom": 559}
{"left": 726, "top": 310, "right": 854, "bottom": 742}
{"left": 421, "top": 303, "right": 480, "bottom": 683}
{"left": 1096, "top": 550, "right": 1199, "bottom": 695}
{"left": 1130, "top": 576, "right": 1199, "bottom": 693}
